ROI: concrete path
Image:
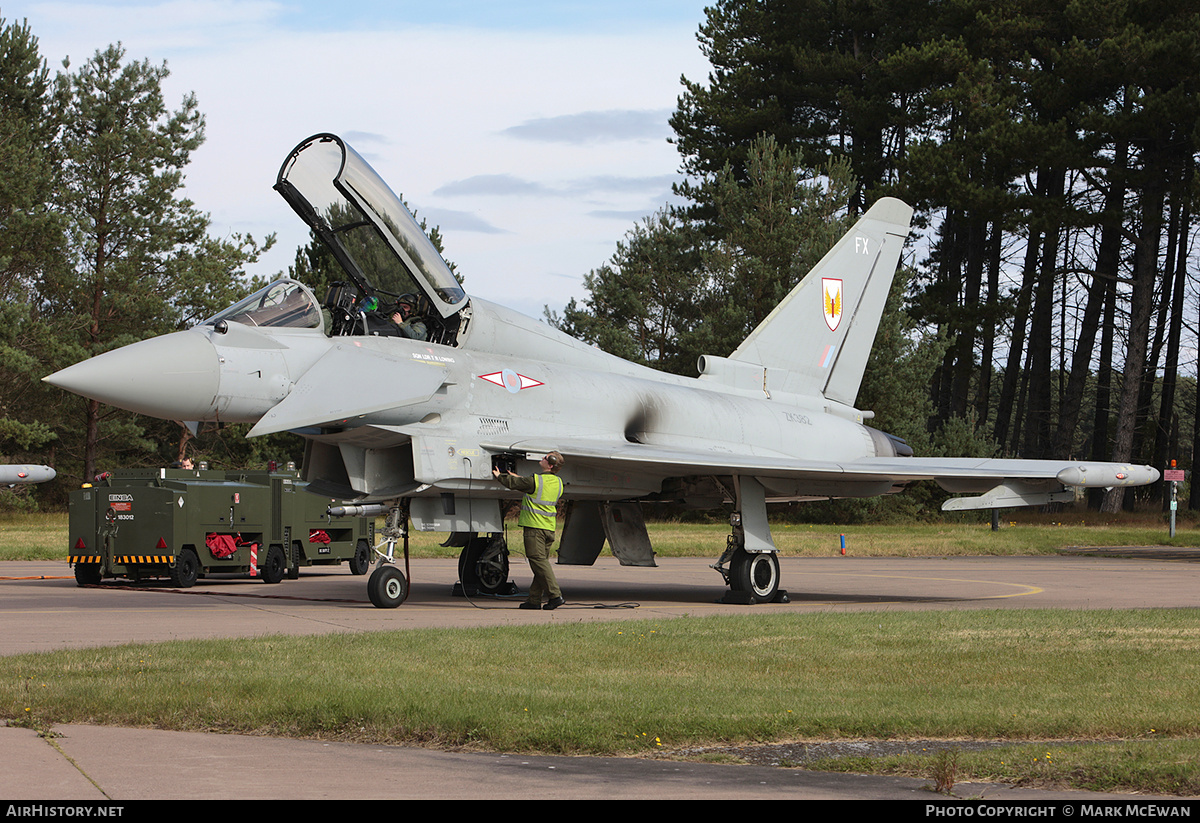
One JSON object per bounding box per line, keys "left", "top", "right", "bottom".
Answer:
{"left": 1, "top": 722, "right": 1174, "bottom": 801}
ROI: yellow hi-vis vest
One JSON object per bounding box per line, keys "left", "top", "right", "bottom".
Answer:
{"left": 518, "top": 473, "right": 562, "bottom": 531}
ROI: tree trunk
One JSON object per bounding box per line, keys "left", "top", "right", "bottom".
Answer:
{"left": 1155, "top": 180, "right": 1190, "bottom": 508}
{"left": 1101, "top": 170, "right": 1164, "bottom": 513}
{"left": 1052, "top": 138, "right": 1128, "bottom": 459}
{"left": 994, "top": 223, "right": 1043, "bottom": 452}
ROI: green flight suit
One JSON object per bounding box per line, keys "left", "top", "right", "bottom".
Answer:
{"left": 497, "top": 472, "right": 563, "bottom": 604}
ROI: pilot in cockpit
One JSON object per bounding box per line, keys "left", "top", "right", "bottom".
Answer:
{"left": 389, "top": 293, "right": 427, "bottom": 341}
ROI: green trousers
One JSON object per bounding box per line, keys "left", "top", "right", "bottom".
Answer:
{"left": 523, "top": 527, "right": 561, "bottom": 603}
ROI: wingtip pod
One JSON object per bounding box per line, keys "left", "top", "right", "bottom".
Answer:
{"left": 0, "top": 465, "right": 55, "bottom": 485}
{"left": 1056, "top": 464, "right": 1160, "bottom": 488}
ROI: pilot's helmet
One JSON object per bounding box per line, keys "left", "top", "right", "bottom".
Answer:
{"left": 397, "top": 293, "right": 418, "bottom": 315}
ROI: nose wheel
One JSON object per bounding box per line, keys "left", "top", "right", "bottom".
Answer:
{"left": 368, "top": 564, "right": 408, "bottom": 608}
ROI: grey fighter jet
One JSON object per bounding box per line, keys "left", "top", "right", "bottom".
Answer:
{"left": 44, "top": 133, "right": 1158, "bottom": 607}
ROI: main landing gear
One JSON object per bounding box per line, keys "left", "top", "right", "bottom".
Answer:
{"left": 454, "top": 533, "right": 515, "bottom": 597}
{"left": 712, "top": 477, "right": 788, "bottom": 604}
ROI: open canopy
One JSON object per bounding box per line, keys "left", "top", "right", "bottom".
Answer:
{"left": 204, "top": 278, "right": 323, "bottom": 329}
{"left": 274, "top": 133, "right": 466, "bottom": 319}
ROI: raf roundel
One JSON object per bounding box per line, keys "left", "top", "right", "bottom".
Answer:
{"left": 480, "top": 370, "right": 544, "bottom": 393}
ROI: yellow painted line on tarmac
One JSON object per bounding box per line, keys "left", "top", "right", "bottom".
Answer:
{"left": 795, "top": 570, "right": 1044, "bottom": 599}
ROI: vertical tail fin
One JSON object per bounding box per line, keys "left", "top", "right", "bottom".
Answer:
{"left": 728, "top": 197, "right": 913, "bottom": 404}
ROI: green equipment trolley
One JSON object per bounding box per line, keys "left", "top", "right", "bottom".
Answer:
{"left": 69, "top": 467, "right": 374, "bottom": 587}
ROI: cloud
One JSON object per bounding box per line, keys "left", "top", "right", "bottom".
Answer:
{"left": 419, "top": 207, "right": 507, "bottom": 235}
{"left": 564, "top": 175, "right": 678, "bottom": 196}
{"left": 33, "top": 0, "right": 288, "bottom": 52}
{"left": 23, "top": 1, "right": 714, "bottom": 312}
{"left": 588, "top": 208, "right": 667, "bottom": 221}
{"left": 501, "top": 109, "right": 673, "bottom": 144}
{"left": 436, "top": 173, "right": 678, "bottom": 199}
{"left": 434, "top": 174, "right": 552, "bottom": 197}
{"left": 341, "top": 130, "right": 390, "bottom": 147}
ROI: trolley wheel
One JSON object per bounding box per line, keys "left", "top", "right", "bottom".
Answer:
{"left": 170, "top": 548, "right": 200, "bottom": 589}
{"left": 261, "top": 544, "right": 287, "bottom": 584}
{"left": 287, "top": 541, "right": 301, "bottom": 579}
{"left": 74, "top": 563, "right": 102, "bottom": 586}
{"left": 349, "top": 538, "right": 371, "bottom": 575}
{"left": 368, "top": 565, "right": 408, "bottom": 608}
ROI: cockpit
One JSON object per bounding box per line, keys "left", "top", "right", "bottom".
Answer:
{"left": 271, "top": 133, "right": 468, "bottom": 347}
{"left": 206, "top": 279, "right": 323, "bottom": 330}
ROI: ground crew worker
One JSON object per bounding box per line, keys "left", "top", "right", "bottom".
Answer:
{"left": 493, "top": 451, "right": 565, "bottom": 610}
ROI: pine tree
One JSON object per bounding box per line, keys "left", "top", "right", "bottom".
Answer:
{"left": 0, "top": 17, "right": 66, "bottom": 508}
{"left": 44, "top": 45, "right": 270, "bottom": 482}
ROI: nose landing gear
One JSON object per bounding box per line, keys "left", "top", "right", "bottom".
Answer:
{"left": 368, "top": 501, "right": 410, "bottom": 608}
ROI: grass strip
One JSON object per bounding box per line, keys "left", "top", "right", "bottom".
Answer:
{"left": 3, "top": 610, "right": 1197, "bottom": 756}
{"left": 1, "top": 511, "right": 1193, "bottom": 562}
{"left": 806, "top": 738, "right": 1200, "bottom": 797}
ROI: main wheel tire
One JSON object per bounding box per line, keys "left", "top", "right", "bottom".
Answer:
{"left": 261, "top": 544, "right": 287, "bottom": 584}
{"left": 368, "top": 565, "right": 407, "bottom": 608}
{"left": 169, "top": 548, "right": 200, "bottom": 589}
{"left": 349, "top": 539, "right": 371, "bottom": 575}
{"left": 474, "top": 540, "right": 510, "bottom": 595}
{"left": 458, "top": 536, "right": 509, "bottom": 595}
{"left": 730, "top": 549, "right": 780, "bottom": 603}
{"left": 74, "top": 563, "right": 102, "bottom": 586}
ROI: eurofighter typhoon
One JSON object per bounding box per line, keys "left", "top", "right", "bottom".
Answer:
{"left": 45, "top": 133, "right": 1159, "bottom": 607}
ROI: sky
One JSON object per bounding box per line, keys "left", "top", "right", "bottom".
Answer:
{"left": 16, "top": 0, "right": 714, "bottom": 320}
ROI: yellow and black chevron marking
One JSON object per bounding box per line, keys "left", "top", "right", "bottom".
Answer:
{"left": 69, "top": 555, "right": 102, "bottom": 564}
{"left": 113, "top": 555, "right": 175, "bottom": 565}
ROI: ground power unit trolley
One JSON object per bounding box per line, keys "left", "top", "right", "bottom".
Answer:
{"left": 69, "top": 467, "right": 374, "bottom": 587}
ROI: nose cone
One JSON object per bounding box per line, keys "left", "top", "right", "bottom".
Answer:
{"left": 44, "top": 330, "right": 221, "bottom": 420}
